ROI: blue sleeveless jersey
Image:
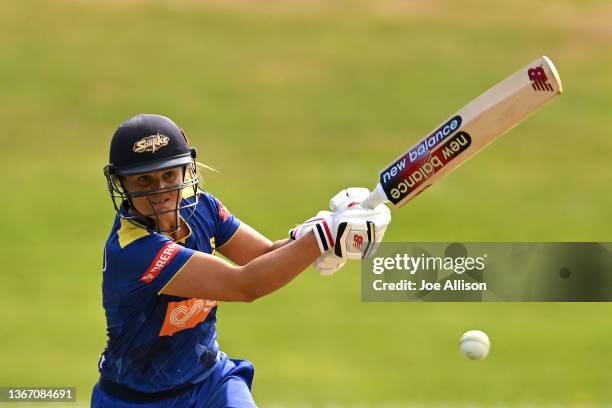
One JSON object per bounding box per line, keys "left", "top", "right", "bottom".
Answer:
{"left": 98, "top": 191, "right": 240, "bottom": 393}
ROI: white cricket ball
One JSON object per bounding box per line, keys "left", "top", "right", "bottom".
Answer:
{"left": 459, "top": 330, "right": 490, "bottom": 360}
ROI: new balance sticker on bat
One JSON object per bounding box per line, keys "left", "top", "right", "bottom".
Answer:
{"left": 386, "top": 131, "right": 472, "bottom": 203}
{"left": 140, "top": 242, "right": 181, "bottom": 283}
{"left": 528, "top": 66, "right": 553, "bottom": 92}
{"left": 380, "top": 116, "right": 463, "bottom": 185}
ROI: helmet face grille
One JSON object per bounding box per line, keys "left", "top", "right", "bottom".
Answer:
{"left": 105, "top": 145, "right": 201, "bottom": 233}
{"left": 104, "top": 114, "right": 202, "bottom": 233}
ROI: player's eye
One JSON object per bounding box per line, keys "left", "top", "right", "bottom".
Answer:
{"left": 163, "top": 171, "right": 177, "bottom": 182}
{"left": 137, "top": 175, "right": 150, "bottom": 184}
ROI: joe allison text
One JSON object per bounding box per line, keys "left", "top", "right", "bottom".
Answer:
{"left": 373, "top": 279, "right": 487, "bottom": 292}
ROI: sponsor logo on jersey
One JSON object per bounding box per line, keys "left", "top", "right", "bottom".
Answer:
{"left": 159, "top": 298, "right": 218, "bottom": 336}
{"left": 140, "top": 242, "right": 181, "bottom": 283}
{"left": 133, "top": 133, "right": 170, "bottom": 153}
{"left": 218, "top": 201, "right": 229, "bottom": 222}
{"left": 528, "top": 66, "right": 553, "bottom": 92}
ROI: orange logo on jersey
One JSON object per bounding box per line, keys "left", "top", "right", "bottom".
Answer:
{"left": 159, "top": 298, "right": 218, "bottom": 336}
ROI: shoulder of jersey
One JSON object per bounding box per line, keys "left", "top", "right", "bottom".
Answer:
{"left": 110, "top": 218, "right": 152, "bottom": 250}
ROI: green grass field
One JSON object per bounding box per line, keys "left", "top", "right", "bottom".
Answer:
{"left": 1, "top": 0, "right": 612, "bottom": 405}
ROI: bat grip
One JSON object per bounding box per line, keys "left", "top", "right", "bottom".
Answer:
{"left": 360, "top": 184, "right": 387, "bottom": 209}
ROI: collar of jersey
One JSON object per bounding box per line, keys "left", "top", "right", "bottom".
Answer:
{"left": 164, "top": 216, "right": 192, "bottom": 244}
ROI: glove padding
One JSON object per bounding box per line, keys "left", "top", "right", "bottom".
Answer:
{"left": 328, "top": 188, "right": 391, "bottom": 260}
{"left": 329, "top": 187, "right": 372, "bottom": 211}
{"left": 289, "top": 211, "right": 350, "bottom": 276}
{"left": 313, "top": 250, "right": 346, "bottom": 276}
{"left": 290, "top": 188, "right": 391, "bottom": 276}
{"left": 289, "top": 210, "right": 351, "bottom": 258}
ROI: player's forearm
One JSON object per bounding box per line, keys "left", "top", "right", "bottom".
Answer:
{"left": 217, "top": 225, "right": 291, "bottom": 265}
{"left": 266, "top": 239, "right": 292, "bottom": 253}
{"left": 161, "top": 232, "right": 320, "bottom": 302}
{"left": 239, "top": 233, "right": 320, "bottom": 301}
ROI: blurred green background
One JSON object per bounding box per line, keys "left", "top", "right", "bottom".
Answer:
{"left": 1, "top": 0, "right": 612, "bottom": 406}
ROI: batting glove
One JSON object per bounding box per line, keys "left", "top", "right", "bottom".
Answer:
{"left": 328, "top": 187, "right": 391, "bottom": 260}
{"left": 289, "top": 188, "right": 391, "bottom": 276}
{"left": 289, "top": 211, "right": 351, "bottom": 258}
{"left": 316, "top": 187, "right": 391, "bottom": 275}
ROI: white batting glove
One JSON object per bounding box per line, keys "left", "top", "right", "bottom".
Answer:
{"left": 313, "top": 252, "right": 346, "bottom": 276}
{"left": 288, "top": 211, "right": 351, "bottom": 257}
{"left": 329, "top": 187, "right": 372, "bottom": 211}
{"left": 290, "top": 188, "right": 391, "bottom": 276}
{"left": 328, "top": 188, "right": 391, "bottom": 260}
{"left": 313, "top": 188, "right": 391, "bottom": 275}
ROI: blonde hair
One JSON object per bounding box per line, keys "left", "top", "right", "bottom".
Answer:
{"left": 196, "top": 161, "right": 219, "bottom": 174}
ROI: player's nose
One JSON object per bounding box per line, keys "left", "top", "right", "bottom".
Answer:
{"left": 150, "top": 176, "right": 174, "bottom": 192}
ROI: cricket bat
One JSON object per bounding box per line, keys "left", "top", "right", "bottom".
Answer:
{"left": 361, "top": 56, "right": 563, "bottom": 209}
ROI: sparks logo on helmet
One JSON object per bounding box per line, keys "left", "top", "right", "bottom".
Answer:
{"left": 140, "top": 242, "right": 181, "bottom": 283}
{"left": 528, "top": 66, "right": 553, "bottom": 92}
{"left": 133, "top": 133, "right": 170, "bottom": 153}
{"left": 159, "top": 298, "right": 218, "bottom": 336}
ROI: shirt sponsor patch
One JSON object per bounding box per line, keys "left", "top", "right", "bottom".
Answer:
{"left": 140, "top": 242, "right": 181, "bottom": 283}
{"left": 159, "top": 298, "right": 218, "bottom": 336}
{"left": 218, "top": 201, "right": 229, "bottom": 222}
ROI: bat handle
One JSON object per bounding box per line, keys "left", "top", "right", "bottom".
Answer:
{"left": 360, "top": 184, "right": 388, "bottom": 209}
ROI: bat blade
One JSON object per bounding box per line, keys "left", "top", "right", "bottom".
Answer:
{"left": 362, "top": 56, "right": 562, "bottom": 209}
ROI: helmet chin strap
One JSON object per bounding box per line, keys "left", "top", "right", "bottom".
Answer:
{"left": 141, "top": 194, "right": 183, "bottom": 235}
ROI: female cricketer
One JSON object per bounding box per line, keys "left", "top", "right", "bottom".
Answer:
{"left": 91, "top": 114, "right": 391, "bottom": 407}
